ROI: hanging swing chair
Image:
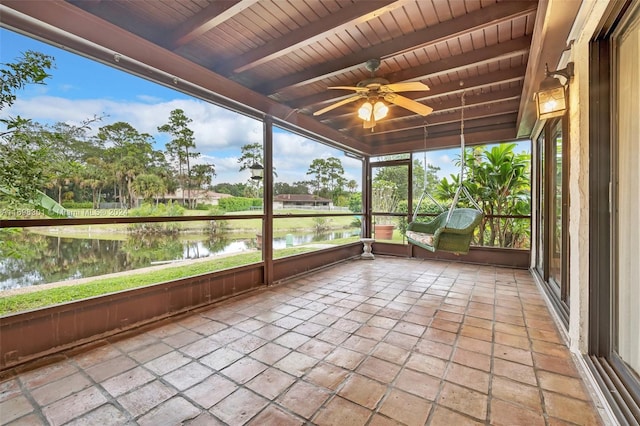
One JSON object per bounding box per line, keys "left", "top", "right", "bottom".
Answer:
{"left": 406, "top": 92, "right": 484, "bottom": 255}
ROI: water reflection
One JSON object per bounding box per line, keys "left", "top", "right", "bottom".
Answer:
{"left": 0, "top": 229, "right": 356, "bottom": 290}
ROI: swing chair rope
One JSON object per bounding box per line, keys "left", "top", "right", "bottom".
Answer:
{"left": 445, "top": 92, "right": 482, "bottom": 225}
{"left": 412, "top": 123, "right": 444, "bottom": 222}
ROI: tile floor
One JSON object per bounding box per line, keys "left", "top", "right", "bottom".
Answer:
{"left": 0, "top": 257, "right": 606, "bottom": 425}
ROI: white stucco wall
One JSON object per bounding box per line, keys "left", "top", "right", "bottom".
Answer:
{"left": 564, "top": 0, "right": 613, "bottom": 354}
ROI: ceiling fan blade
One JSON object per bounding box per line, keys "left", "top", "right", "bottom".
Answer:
{"left": 328, "top": 86, "right": 370, "bottom": 93}
{"left": 313, "top": 95, "right": 362, "bottom": 116}
{"left": 383, "top": 93, "right": 433, "bottom": 116}
{"left": 382, "top": 82, "right": 430, "bottom": 92}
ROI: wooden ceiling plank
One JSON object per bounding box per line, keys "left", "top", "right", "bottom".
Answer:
{"left": 159, "top": 0, "right": 259, "bottom": 50}
{"left": 358, "top": 100, "right": 521, "bottom": 139}
{"left": 294, "top": 64, "right": 525, "bottom": 113}
{"left": 310, "top": 37, "right": 529, "bottom": 122}
{"left": 217, "top": 0, "right": 400, "bottom": 75}
{"left": 253, "top": 1, "right": 537, "bottom": 94}
{"left": 369, "top": 128, "right": 519, "bottom": 156}
{"left": 383, "top": 36, "right": 531, "bottom": 83}
{"left": 339, "top": 88, "right": 522, "bottom": 133}
{"left": 367, "top": 114, "right": 518, "bottom": 149}
{"left": 0, "top": 1, "right": 370, "bottom": 154}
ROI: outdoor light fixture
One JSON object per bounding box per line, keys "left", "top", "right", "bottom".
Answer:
{"left": 535, "top": 62, "right": 574, "bottom": 120}
{"left": 249, "top": 162, "right": 264, "bottom": 180}
{"left": 358, "top": 100, "right": 389, "bottom": 129}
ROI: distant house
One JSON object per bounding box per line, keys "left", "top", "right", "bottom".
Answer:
{"left": 273, "top": 194, "right": 333, "bottom": 210}
{"left": 144, "top": 189, "right": 233, "bottom": 206}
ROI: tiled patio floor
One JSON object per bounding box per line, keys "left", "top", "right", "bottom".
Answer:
{"left": 0, "top": 257, "right": 605, "bottom": 425}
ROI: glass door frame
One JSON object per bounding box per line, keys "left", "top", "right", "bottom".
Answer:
{"left": 534, "top": 115, "right": 570, "bottom": 326}
{"left": 369, "top": 157, "right": 412, "bottom": 243}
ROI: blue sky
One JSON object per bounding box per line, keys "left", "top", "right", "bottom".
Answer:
{"left": 1, "top": 28, "right": 366, "bottom": 186}
{"left": 1, "top": 28, "right": 527, "bottom": 188}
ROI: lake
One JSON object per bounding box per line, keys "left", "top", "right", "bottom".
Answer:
{"left": 0, "top": 229, "right": 359, "bottom": 290}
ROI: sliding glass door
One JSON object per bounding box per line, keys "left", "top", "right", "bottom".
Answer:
{"left": 615, "top": 6, "right": 640, "bottom": 379}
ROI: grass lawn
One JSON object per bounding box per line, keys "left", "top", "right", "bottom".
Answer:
{"left": 0, "top": 238, "right": 362, "bottom": 316}
{"left": 26, "top": 209, "right": 357, "bottom": 239}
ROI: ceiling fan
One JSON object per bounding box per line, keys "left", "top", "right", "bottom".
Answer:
{"left": 313, "top": 59, "right": 433, "bottom": 129}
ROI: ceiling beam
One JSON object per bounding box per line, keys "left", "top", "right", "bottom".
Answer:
{"left": 216, "top": 0, "right": 401, "bottom": 75}
{"left": 325, "top": 85, "right": 523, "bottom": 130}
{"left": 369, "top": 128, "right": 520, "bottom": 156}
{"left": 383, "top": 36, "right": 531, "bottom": 83}
{"left": 294, "top": 65, "right": 527, "bottom": 113}
{"left": 252, "top": 2, "right": 537, "bottom": 94}
{"left": 0, "top": 1, "right": 369, "bottom": 154}
{"left": 359, "top": 101, "right": 521, "bottom": 141}
{"left": 366, "top": 113, "right": 519, "bottom": 146}
{"left": 158, "top": 1, "right": 258, "bottom": 50}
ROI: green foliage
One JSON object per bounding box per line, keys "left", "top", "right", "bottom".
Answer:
{"left": 274, "top": 181, "right": 310, "bottom": 195}
{"left": 348, "top": 193, "right": 362, "bottom": 213}
{"left": 372, "top": 180, "right": 400, "bottom": 225}
{"left": 1, "top": 50, "right": 53, "bottom": 110}
{"left": 1, "top": 51, "right": 55, "bottom": 209}
{"left": 131, "top": 173, "right": 166, "bottom": 204}
{"left": 191, "top": 163, "right": 215, "bottom": 189}
{"left": 1, "top": 124, "right": 52, "bottom": 207}
{"left": 218, "top": 197, "right": 262, "bottom": 212}
{"left": 306, "top": 157, "right": 346, "bottom": 201}
{"left": 128, "top": 201, "right": 185, "bottom": 217}
{"left": 437, "top": 143, "right": 531, "bottom": 248}
{"left": 127, "top": 202, "right": 185, "bottom": 234}
{"left": 61, "top": 201, "right": 94, "bottom": 209}
{"left": 212, "top": 182, "right": 247, "bottom": 197}
{"left": 312, "top": 217, "right": 331, "bottom": 232}
{"left": 208, "top": 205, "right": 226, "bottom": 215}
{"left": 238, "top": 143, "right": 268, "bottom": 197}
{"left": 158, "top": 109, "right": 200, "bottom": 207}
{"left": 374, "top": 165, "right": 407, "bottom": 200}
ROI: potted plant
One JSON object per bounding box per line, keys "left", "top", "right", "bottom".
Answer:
{"left": 372, "top": 179, "right": 400, "bottom": 240}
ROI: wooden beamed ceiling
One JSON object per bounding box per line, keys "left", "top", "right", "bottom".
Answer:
{"left": 1, "top": 0, "right": 557, "bottom": 155}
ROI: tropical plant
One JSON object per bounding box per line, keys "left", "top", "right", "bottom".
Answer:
{"left": 131, "top": 173, "right": 167, "bottom": 205}
{"left": 436, "top": 143, "right": 531, "bottom": 247}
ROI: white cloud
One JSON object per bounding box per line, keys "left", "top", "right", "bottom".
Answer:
{"left": 3, "top": 96, "right": 261, "bottom": 150}
{"left": 2, "top": 95, "right": 362, "bottom": 186}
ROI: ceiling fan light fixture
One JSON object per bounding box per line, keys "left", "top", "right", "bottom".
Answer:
{"left": 373, "top": 101, "right": 388, "bottom": 121}
{"left": 358, "top": 101, "right": 373, "bottom": 121}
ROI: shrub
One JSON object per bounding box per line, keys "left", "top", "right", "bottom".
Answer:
{"left": 127, "top": 201, "right": 185, "bottom": 234}
{"left": 218, "top": 197, "right": 262, "bottom": 212}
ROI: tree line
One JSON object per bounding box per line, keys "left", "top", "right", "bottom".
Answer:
{"left": 1, "top": 51, "right": 362, "bottom": 211}
{"left": 1, "top": 51, "right": 531, "bottom": 248}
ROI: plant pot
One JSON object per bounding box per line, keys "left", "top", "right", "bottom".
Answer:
{"left": 374, "top": 224, "right": 394, "bottom": 240}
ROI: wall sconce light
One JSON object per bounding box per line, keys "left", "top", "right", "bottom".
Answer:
{"left": 249, "top": 162, "right": 264, "bottom": 180}
{"left": 535, "top": 62, "right": 574, "bottom": 120}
